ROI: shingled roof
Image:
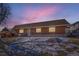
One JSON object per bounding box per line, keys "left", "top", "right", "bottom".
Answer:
{"left": 13, "top": 19, "right": 70, "bottom": 29}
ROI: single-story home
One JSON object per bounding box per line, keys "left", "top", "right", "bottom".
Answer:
{"left": 12, "top": 19, "right": 70, "bottom": 37}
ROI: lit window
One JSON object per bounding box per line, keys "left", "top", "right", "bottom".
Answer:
{"left": 49, "top": 27, "right": 55, "bottom": 32}
{"left": 36, "top": 28, "right": 41, "bottom": 33}
{"left": 19, "top": 29, "right": 24, "bottom": 33}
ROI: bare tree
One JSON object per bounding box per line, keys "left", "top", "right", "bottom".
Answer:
{"left": 0, "top": 3, "right": 11, "bottom": 55}
{"left": 0, "top": 3, "right": 11, "bottom": 25}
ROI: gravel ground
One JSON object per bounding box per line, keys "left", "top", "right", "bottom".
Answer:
{"left": 0, "top": 37, "right": 79, "bottom": 56}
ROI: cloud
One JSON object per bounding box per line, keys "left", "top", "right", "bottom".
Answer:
{"left": 22, "top": 6, "right": 59, "bottom": 23}
{"left": 6, "top": 19, "right": 22, "bottom": 28}
{"left": 7, "top": 5, "right": 60, "bottom": 27}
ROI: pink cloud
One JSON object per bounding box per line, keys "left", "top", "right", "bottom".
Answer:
{"left": 22, "top": 6, "right": 59, "bottom": 23}
{"left": 7, "top": 5, "right": 60, "bottom": 27}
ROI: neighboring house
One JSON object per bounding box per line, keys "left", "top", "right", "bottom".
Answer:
{"left": 12, "top": 19, "right": 70, "bottom": 37}
{"left": 69, "top": 21, "right": 79, "bottom": 32}
{"left": 72, "top": 21, "right": 79, "bottom": 30}
{"left": 67, "top": 21, "right": 79, "bottom": 37}
{"left": 0, "top": 27, "right": 17, "bottom": 38}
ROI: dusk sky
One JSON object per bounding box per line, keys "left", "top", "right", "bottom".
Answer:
{"left": 6, "top": 3, "right": 79, "bottom": 28}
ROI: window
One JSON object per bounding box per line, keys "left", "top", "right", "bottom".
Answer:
{"left": 49, "top": 27, "right": 55, "bottom": 32}
{"left": 36, "top": 28, "right": 41, "bottom": 33}
{"left": 19, "top": 29, "right": 24, "bottom": 33}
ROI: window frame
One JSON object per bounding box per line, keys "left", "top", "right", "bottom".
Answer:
{"left": 49, "top": 26, "right": 56, "bottom": 32}
{"left": 36, "top": 27, "right": 41, "bottom": 33}
{"left": 19, "top": 29, "right": 24, "bottom": 33}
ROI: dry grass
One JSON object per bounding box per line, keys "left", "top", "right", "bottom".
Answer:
{"left": 40, "top": 51, "right": 53, "bottom": 56}
{"left": 1, "top": 37, "right": 17, "bottom": 43}
{"left": 69, "top": 38, "right": 79, "bottom": 45}
{"left": 57, "top": 50, "right": 67, "bottom": 56}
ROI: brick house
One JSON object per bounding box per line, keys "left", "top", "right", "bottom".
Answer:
{"left": 12, "top": 19, "right": 70, "bottom": 37}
